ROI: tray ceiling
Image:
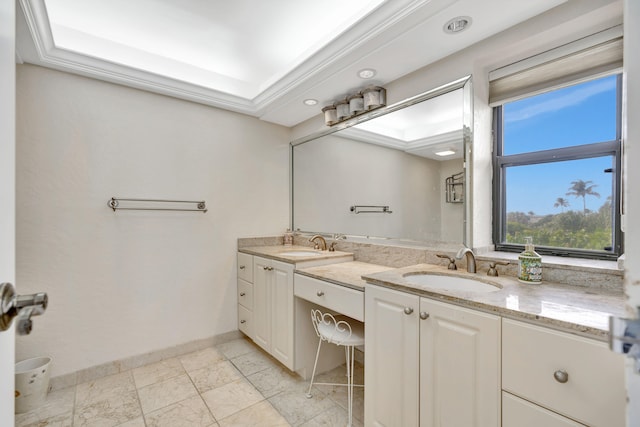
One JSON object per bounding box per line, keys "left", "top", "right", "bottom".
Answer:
{"left": 16, "top": 0, "right": 567, "bottom": 126}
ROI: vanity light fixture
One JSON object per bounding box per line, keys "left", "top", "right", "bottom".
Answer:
{"left": 303, "top": 99, "right": 318, "bottom": 106}
{"left": 322, "top": 86, "right": 387, "bottom": 126}
{"left": 358, "top": 68, "right": 377, "bottom": 79}
{"left": 443, "top": 16, "right": 472, "bottom": 34}
{"left": 435, "top": 149, "right": 456, "bottom": 156}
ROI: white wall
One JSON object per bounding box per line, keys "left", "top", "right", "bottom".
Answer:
{"left": 292, "top": 0, "right": 622, "bottom": 251}
{"left": 15, "top": 64, "right": 290, "bottom": 377}
{"left": 623, "top": 0, "right": 640, "bottom": 423}
{"left": 0, "top": 0, "right": 16, "bottom": 424}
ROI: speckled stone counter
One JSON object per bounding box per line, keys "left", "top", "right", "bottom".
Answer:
{"left": 363, "top": 263, "right": 627, "bottom": 341}
{"left": 296, "top": 261, "right": 394, "bottom": 291}
{"left": 238, "top": 245, "right": 353, "bottom": 264}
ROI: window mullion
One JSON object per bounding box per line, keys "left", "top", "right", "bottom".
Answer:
{"left": 497, "top": 140, "right": 618, "bottom": 167}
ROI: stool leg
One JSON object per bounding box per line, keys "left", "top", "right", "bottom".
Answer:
{"left": 347, "top": 343, "right": 354, "bottom": 424}
{"left": 306, "top": 337, "right": 323, "bottom": 398}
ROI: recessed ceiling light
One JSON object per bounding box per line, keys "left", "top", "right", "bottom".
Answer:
{"left": 303, "top": 99, "right": 318, "bottom": 106}
{"left": 443, "top": 16, "right": 472, "bottom": 34}
{"left": 358, "top": 68, "right": 377, "bottom": 79}
{"left": 435, "top": 150, "right": 456, "bottom": 156}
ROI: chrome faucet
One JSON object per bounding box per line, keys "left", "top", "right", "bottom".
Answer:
{"left": 456, "top": 247, "right": 477, "bottom": 273}
{"left": 309, "top": 235, "right": 327, "bottom": 251}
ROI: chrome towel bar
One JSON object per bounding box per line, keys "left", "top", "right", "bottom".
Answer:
{"left": 108, "top": 197, "right": 207, "bottom": 213}
{"left": 350, "top": 205, "right": 392, "bottom": 214}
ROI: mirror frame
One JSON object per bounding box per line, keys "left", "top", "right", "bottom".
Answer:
{"left": 290, "top": 75, "right": 473, "bottom": 248}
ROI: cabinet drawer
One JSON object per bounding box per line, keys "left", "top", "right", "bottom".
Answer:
{"left": 502, "top": 319, "right": 625, "bottom": 427}
{"left": 294, "top": 274, "right": 364, "bottom": 321}
{"left": 237, "top": 252, "right": 253, "bottom": 283}
{"left": 503, "top": 392, "right": 585, "bottom": 427}
{"left": 238, "top": 304, "right": 253, "bottom": 339}
{"left": 238, "top": 279, "right": 253, "bottom": 310}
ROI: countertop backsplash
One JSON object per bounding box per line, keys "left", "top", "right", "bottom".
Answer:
{"left": 237, "top": 235, "right": 624, "bottom": 293}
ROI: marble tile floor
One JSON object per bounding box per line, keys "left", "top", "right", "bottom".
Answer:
{"left": 15, "top": 337, "right": 364, "bottom": 427}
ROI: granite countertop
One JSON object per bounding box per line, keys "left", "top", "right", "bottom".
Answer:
{"left": 239, "top": 245, "right": 353, "bottom": 264}
{"left": 362, "top": 263, "right": 627, "bottom": 341}
{"left": 296, "top": 261, "right": 395, "bottom": 291}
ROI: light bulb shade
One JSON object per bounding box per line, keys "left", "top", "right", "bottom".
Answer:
{"left": 335, "top": 99, "right": 350, "bottom": 120}
{"left": 362, "top": 86, "right": 386, "bottom": 110}
{"left": 348, "top": 93, "right": 364, "bottom": 115}
{"left": 322, "top": 105, "right": 338, "bottom": 126}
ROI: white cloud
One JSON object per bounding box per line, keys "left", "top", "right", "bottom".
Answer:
{"left": 506, "top": 78, "right": 616, "bottom": 123}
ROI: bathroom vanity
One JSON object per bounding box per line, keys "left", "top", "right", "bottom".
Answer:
{"left": 237, "top": 242, "right": 626, "bottom": 427}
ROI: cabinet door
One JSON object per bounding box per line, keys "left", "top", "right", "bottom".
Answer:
{"left": 270, "top": 260, "right": 294, "bottom": 370}
{"left": 503, "top": 392, "right": 585, "bottom": 427}
{"left": 252, "top": 256, "right": 271, "bottom": 352}
{"left": 420, "top": 298, "right": 500, "bottom": 427}
{"left": 365, "top": 285, "right": 420, "bottom": 427}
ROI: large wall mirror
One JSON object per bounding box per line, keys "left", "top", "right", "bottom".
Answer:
{"left": 291, "top": 76, "right": 473, "bottom": 247}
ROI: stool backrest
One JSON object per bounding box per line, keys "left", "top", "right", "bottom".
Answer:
{"left": 310, "top": 309, "right": 353, "bottom": 346}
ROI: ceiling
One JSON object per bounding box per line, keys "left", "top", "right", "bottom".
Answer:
{"left": 16, "top": 0, "right": 567, "bottom": 127}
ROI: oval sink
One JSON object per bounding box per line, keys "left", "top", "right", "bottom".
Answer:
{"left": 403, "top": 274, "right": 500, "bottom": 293}
{"left": 279, "top": 250, "right": 322, "bottom": 257}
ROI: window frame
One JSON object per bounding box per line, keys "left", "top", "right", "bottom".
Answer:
{"left": 492, "top": 74, "right": 623, "bottom": 260}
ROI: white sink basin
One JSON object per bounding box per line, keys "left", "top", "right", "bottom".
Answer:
{"left": 403, "top": 274, "right": 500, "bottom": 293}
{"left": 280, "top": 250, "right": 322, "bottom": 257}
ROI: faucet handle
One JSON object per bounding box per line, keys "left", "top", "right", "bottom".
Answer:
{"left": 436, "top": 254, "right": 457, "bottom": 270}
{"left": 487, "top": 261, "right": 510, "bottom": 277}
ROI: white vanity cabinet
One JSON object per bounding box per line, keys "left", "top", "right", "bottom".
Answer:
{"left": 364, "top": 284, "right": 501, "bottom": 427}
{"left": 502, "top": 319, "right": 625, "bottom": 427}
{"left": 252, "top": 255, "right": 294, "bottom": 370}
{"left": 237, "top": 252, "right": 254, "bottom": 339}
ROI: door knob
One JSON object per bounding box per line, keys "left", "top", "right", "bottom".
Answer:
{"left": 404, "top": 307, "right": 414, "bottom": 315}
{"left": 0, "top": 282, "right": 48, "bottom": 335}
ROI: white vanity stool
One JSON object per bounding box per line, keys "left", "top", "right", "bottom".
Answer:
{"left": 306, "top": 309, "right": 364, "bottom": 427}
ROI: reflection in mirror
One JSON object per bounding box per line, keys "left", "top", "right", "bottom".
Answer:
{"left": 291, "top": 77, "right": 472, "bottom": 247}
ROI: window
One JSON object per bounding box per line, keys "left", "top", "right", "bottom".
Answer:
{"left": 493, "top": 74, "right": 622, "bottom": 259}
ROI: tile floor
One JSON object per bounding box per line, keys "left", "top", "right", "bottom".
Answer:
{"left": 15, "top": 337, "right": 364, "bottom": 427}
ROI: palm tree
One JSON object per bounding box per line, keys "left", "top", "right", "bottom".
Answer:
{"left": 553, "top": 197, "right": 570, "bottom": 212}
{"left": 566, "top": 179, "right": 600, "bottom": 215}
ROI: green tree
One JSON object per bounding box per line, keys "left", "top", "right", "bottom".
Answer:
{"left": 566, "top": 179, "right": 600, "bottom": 215}
{"left": 553, "top": 197, "right": 570, "bottom": 212}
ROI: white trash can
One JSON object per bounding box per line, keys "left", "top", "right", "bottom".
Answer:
{"left": 15, "top": 356, "right": 52, "bottom": 414}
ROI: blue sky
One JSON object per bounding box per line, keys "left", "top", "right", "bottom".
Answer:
{"left": 503, "top": 75, "right": 617, "bottom": 215}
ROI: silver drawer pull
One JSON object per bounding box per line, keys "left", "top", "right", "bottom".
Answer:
{"left": 240, "top": 292, "right": 246, "bottom": 297}
{"left": 239, "top": 265, "right": 245, "bottom": 270}
{"left": 316, "top": 291, "right": 325, "bottom": 297}
{"left": 404, "top": 307, "right": 414, "bottom": 315}
{"left": 420, "top": 312, "right": 429, "bottom": 320}
{"left": 553, "top": 370, "right": 569, "bottom": 383}
{"left": 240, "top": 320, "right": 246, "bottom": 324}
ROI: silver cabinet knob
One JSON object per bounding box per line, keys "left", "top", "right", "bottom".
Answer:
{"left": 268, "top": 267, "right": 273, "bottom": 271}
{"left": 240, "top": 292, "right": 246, "bottom": 297}
{"left": 263, "top": 266, "right": 269, "bottom": 270}
{"left": 553, "top": 370, "right": 569, "bottom": 383}
{"left": 404, "top": 307, "right": 414, "bottom": 315}
{"left": 316, "top": 291, "right": 325, "bottom": 297}
{"left": 240, "top": 320, "right": 246, "bottom": 324}
{"left": 420, "top": 312, "right": 430, "bottom": 320}
{"left": 239, "top": 265, "right": 245, "bottom": 270}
